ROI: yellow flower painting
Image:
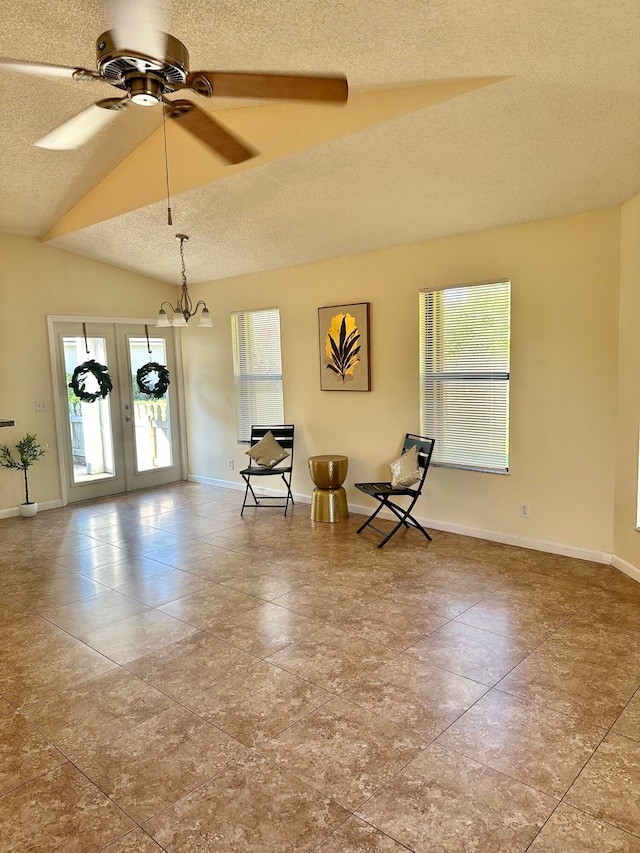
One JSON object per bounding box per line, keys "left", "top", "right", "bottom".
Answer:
{"left": 325, "top": 313, "right": 361, "bottom": 381}
{"left": 318, "top": 302, "right": 370, "bottom": 391}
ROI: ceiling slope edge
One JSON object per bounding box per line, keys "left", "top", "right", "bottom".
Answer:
{"left": 41, "top": 76, "right": 508, "bottom": 243}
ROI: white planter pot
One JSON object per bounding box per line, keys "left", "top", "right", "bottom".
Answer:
{"left": 20, "top": 502, "right": 38, "bottom": 518}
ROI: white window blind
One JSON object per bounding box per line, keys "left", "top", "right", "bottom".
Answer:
{"left": 420, "top": 280, "right": 511, "bottom": 473}
{"left": 231, "top": 308, "right": 284, "bottom": 442}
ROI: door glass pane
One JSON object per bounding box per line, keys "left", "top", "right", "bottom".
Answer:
{"left": 129, "top": 337, "right": 173, "bottom": 472}
{"left": 63, "top": 337, "right": 115, "bottom": 484}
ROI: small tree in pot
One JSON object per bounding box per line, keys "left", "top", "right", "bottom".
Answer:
{"left": 0, "top": 433, "right": 48, "bottom": 517}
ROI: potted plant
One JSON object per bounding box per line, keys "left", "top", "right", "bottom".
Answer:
{"left": 0, "top": 433, "right": 48, "bottom": 517}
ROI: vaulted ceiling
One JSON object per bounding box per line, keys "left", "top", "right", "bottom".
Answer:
{"left": 1, "top": 0, "right": 639, "bottom": 283}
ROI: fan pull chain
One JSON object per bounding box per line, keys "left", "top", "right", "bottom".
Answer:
{"left": 144, "top": 324, "right": 152, "bottom": 355}
{"left": 82, "top": 322, "right": 90, "bottom": 355}
{"left": 162, "top": 104, "right": 173, "bottom": 226}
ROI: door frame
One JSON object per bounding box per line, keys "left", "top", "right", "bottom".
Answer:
{"left": 47, "top": 315, "right": 188, "bottom": 506}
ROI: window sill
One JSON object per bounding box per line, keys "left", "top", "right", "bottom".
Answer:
{"left": 432, "top": 462, "right": 509, "bottom": 475}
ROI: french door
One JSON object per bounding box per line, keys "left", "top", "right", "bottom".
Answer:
{"left": 52, "top": 321, "right": 183, "bottom": 502}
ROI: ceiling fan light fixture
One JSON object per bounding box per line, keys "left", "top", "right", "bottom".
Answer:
{"left": 128, "top": 74, "right": 163, "bottom": 106}
{"left": 130, "top": 92, "right": 159, "bottom": 106}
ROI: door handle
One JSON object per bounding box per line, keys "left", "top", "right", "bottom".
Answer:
{"left": 125, "top": 416, "right": 132, "bottom": 422}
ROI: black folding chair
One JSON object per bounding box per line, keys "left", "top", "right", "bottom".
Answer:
{"left": 240, "top": 425, "right": 295, "bottom": 516}
{"left": 355, "top": 434, "right": 435, "bottom": 547}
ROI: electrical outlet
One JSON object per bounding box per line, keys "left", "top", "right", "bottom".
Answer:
{"left": 228, "top": 459, "right": 235, "bottom": 470}
{"left": 35, "top": 401, "right": 47, "bottom": 412}
{"left": 520, "top": 503, "right": 529, "bottom": 519}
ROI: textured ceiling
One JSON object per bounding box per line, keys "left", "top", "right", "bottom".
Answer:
{"left": 1, "top": 0, "right": 639, "bottom": 283}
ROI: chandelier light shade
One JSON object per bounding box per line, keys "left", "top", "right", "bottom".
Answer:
{"left": 156, "top": 234, "right": 213, "bottom": 328}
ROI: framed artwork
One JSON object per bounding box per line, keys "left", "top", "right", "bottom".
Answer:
{"left": 318, "top": 302, "right": 371, "bottom": 391}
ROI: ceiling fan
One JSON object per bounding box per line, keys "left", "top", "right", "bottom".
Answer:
{"left": 0, "top": 0, "right": 348, "bottom": 164}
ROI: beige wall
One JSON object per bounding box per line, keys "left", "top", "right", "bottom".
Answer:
{"left": 613, "top": 191, "right": 640, "bottom": 565}
{"left": 184, "top": 207, "right": 621, "bottom": 556}
{"left": 0, "top": 234, "right": 176, "bottom": 512}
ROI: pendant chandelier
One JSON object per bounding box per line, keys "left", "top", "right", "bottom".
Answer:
{"left": 156, "top": 234, "right": 213, "bottom": 328}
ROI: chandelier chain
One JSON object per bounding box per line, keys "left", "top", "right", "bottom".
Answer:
{"left": 179, "top": 237, "right": 187, "bottom": 288}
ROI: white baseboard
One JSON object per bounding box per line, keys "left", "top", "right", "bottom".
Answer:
{"left": 0, "top": 499, "right": 64, "bottom": 519}
{"left": 188, "top": 474, "right": 244, "bottom": 490}
{"left": 346, "top": 498, "right": 611, "bottom": 565}
{"left": 611, "top": 555, "right": 640, "bottom": 584}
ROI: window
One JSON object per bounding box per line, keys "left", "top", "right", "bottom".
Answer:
{"left": 420, "top": 280, "right": 511, "bottom": 473}
{"left": 231, "top": 308, "right": 284, "bottom": 442}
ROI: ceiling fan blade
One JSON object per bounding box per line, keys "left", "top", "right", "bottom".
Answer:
{"left": 166, "top": 100, "right": 256, "bottom": 165}
{"left": 0, "top": 58, "right": 99, "bottom": 80}
{"left": 109, "top": 0, "right": 167, "bottom": 60}
{"left": 35, "top": 98, "right": 128, "bottom": 150}
{"left": 186, "top": 71, "right": 348, "bottom": 103}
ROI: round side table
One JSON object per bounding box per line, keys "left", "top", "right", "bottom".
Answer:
{"left": 308, "top": 455, "right": 349, "bottom": 522}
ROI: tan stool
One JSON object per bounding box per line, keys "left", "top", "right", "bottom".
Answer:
{"left": 308, "top": 455, "right": 349, "bottom": 522}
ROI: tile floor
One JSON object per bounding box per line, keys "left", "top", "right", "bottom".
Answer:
{"left": 0, "top": 481, "right": 639, "bottom": 851}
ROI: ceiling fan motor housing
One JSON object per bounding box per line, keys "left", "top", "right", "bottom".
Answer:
{"left": 95, "top": 30, "right": 190, "bottom": 102}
